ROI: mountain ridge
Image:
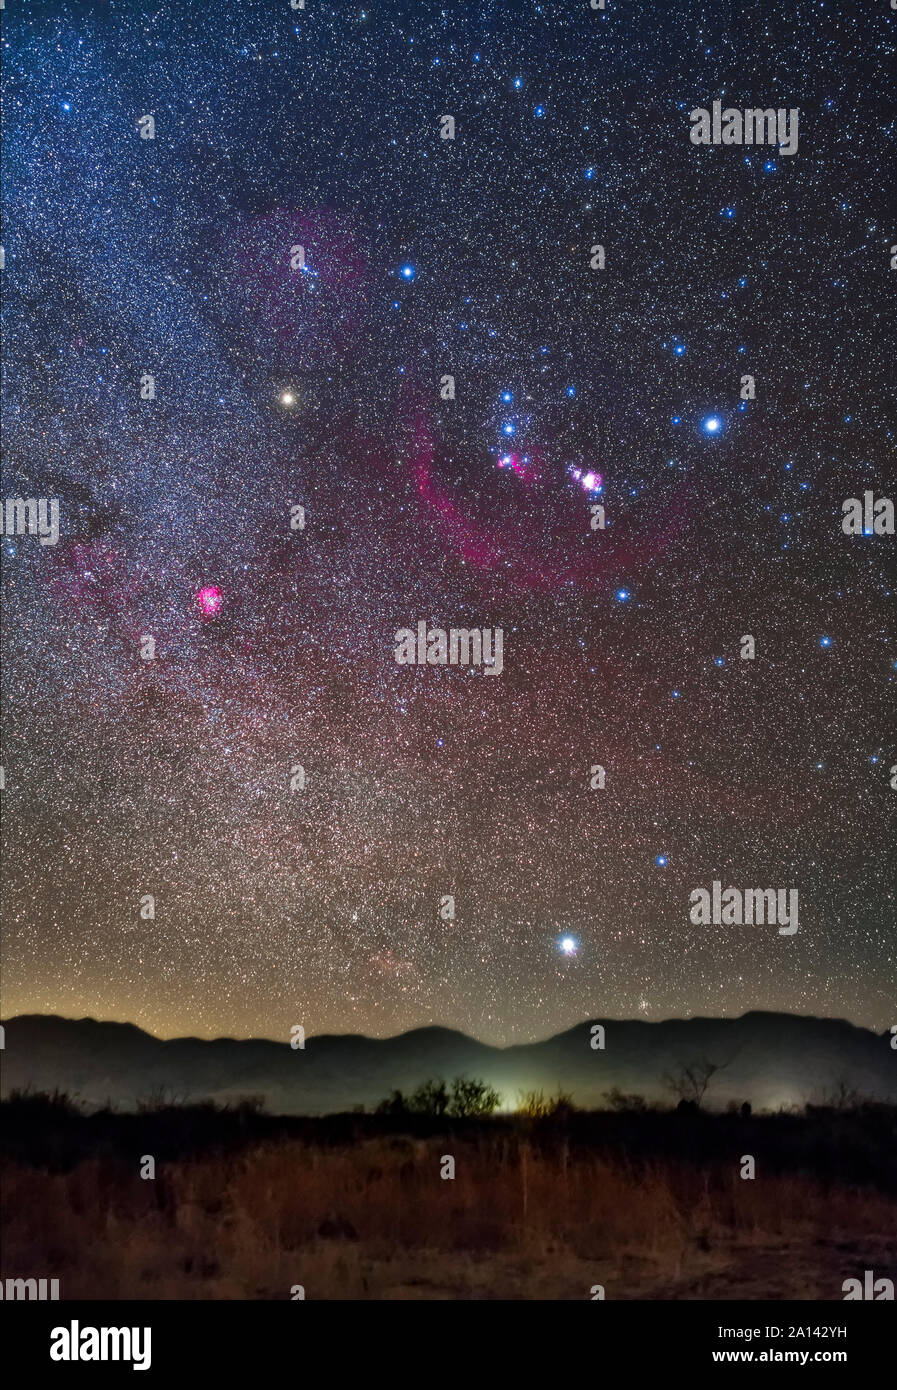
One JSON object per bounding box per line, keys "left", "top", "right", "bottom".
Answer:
{"left": 2, "top": 1011, "right": 893, "bottom": 1114}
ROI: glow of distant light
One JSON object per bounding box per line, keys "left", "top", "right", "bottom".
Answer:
{"left": 559, "top": 936, "right": 577, "bottom": 956}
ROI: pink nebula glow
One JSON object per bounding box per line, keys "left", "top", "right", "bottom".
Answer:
{"left": 196, "top": 586, "right": 223, "bottom": 617}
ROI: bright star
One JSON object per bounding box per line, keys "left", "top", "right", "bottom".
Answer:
{"left": 558, "top": 936, "right": 577, "bottom": 956}
{"left": 702, "top": 415, "right": 723, "bottom": 435}
{"left": 400, "top": 264, "right": 416, "bottom": 280}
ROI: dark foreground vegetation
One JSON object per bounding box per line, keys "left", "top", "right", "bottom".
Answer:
{"left": 2, "top": 1088, "right": 895, "bottom": 1299}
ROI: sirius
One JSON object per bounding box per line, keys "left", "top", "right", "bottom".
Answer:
{"left": 702, "top": 415, "right": 723, "bottom": 434}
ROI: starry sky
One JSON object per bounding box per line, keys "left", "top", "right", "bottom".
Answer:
{"left": 1, "top": 0, "right": 894, "bottom": 1045}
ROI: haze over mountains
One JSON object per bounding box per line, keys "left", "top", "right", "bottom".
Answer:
{"left": 1, "top": 1012, "right": 894, "bottom": 1115}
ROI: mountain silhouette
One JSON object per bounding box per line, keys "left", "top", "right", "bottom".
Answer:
{"left": 1, "top": 1012, "right": 893, "bottom": 1114}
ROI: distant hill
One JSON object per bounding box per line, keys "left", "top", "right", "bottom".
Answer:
{"left": 1, "top": 1012, "right": 894, "bottom": 1114}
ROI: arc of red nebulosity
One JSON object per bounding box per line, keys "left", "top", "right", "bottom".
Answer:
{"left": 409, "top": 401, "right": 692, "bottom": 594}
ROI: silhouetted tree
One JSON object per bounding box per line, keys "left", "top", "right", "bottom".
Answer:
{"left": 374, "top": 1089, "right": 409, "bottom": 1116}
{"left": 408, "top": 1078, "right": 450, "bottom": 1116}
{"left": 663, "top": 1057, "right": 729, "bottom": 1108}
{"left": 448, "top": 1076, "right": 502, "bottom": 1118}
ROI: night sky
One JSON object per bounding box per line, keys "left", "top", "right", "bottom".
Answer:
{"left": 1, "top": 0, "right": 894, "bottom": 1045}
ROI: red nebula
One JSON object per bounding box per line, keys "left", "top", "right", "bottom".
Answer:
{"left": 196, "top": 585, "right": 223, "bottom": 617}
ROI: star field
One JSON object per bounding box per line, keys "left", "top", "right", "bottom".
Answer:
{"left": 1, "top": 0, "right": 894, "bottom": 1044}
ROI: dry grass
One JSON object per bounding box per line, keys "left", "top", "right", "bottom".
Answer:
{"left": 3, "top": 1134, "right": 895, "bottom": 1299}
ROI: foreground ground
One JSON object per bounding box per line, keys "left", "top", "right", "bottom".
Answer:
{"left": 2, "top": 1098, "right": 895, "bottom": 1299}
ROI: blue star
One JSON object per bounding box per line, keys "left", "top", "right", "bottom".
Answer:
{"left": 502, "top": 422, "right": 515, "bottom": 436}
{"left": 615, "top": 588, "right": 630, "bottom": 602}
{"left": 566, "top": 385, "right": 577, "bottom": 397}
{"left": 819, "top": 636, "right": 833, "bottom": 649}
{"left": 673, "top": 344, "right": 686, "bottom": 356}
{"left": 501, "top": 390, "right": 513, "bottom": 403}
{"left": 585, "top": 168, "right": 594, "bottom": 180}
{"left": 721, "top": 207, "right": 736, "bottom": 218}
{"left": 513, "top": 77, "right": 523, "bottom": 89}
{"left": 671, "top": 415, "right": 681, "bottom": 425}
{"left": 655, "top": 855, "right": 668, "bottom": 867}
{"left": 714, "top": 657, "right": 725, "bottom": 667}
{"left": 701, "top": 415, "right": 723, "bottom": 435}
{"left": 400, "top": 264, "right": 416, "bottom": 280}
{"left": 533, "top": 105, "right": 545, "bottom": 117}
